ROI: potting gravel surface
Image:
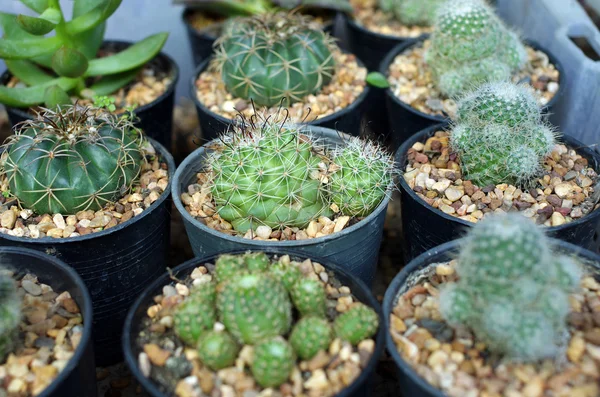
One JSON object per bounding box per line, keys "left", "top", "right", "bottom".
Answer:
{"left": 387, "top": 40, "right": 560, "bottom": 118}
{"left": 349, "top": 0, "right": 432, "bottom": 38}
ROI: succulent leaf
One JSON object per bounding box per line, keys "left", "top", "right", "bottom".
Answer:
{"left": 16, "top": 14, "right": 56, "bottom": 35}
{"left": 43, "top": 85, "right": 72, "bottom": 109}
{"left": 65, "top": 0, "right": 122, "bottom": 36}
{"left": 51, "top": 46, "right": 89, "bottom": 78}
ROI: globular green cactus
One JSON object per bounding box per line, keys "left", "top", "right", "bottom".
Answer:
{"left": 174, "top": 281, "right": 217, "bottom": 346}
{"left": 215, "top": 254, "right": 246, "bottom": 284}
{"left": 378, "top": 0, "right": 445, "bottom": 26}
{"left": 243, "top": 252, "right": 270, "bottom": 272}
{"left": 439, "top": 214, "right": 581, "bottom": 361}
{"left": 212, "top": 12, "right": 336, "bottom": 107}
{"left": 0, "top": 269, "right": 20, "bottom": 362}
{"left": 197, "top": 330, "right": 240, "bottom": 370}
{"left": 425, "top": 0, "right": 527, "bottom": 97}
{"left": 251, "top": 336, "right": 295, "bottom": 388}
{"left": 1, "top": 105, "right": 144, "bottom": 215}
{"left": 330, "top": 137, "right": 395, "bottom": 217}
{"left": 217, "top": 272, "right": 292, "bottom": 344}
{"left": 333, "top": 304, "right": 379, "bottom": 345}
{"left": 290, "top": 316, "right": 333, "bottom": 360}
{"left": 450, "top": 82, "right": 556, "bottom": 187}
{"left": 290, "top": 279, "right": 327, "bottom": 317}
{"left": 269, "top": 260, "right": 302, "bottom": 291}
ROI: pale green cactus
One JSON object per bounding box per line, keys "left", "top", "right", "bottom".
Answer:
{"left": 379, "top": 0, "right": 446, "bottom": 26}
{"left": 251, "top": 336, "right": 295, "bottom": 387}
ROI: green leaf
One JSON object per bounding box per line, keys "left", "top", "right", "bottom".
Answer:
{"left": 16, "top": 14, "right": 56, "bottom": 35}
{"left": 87, "top": 67, "right": 139, "bottom": 96}
{"left": 0, "top": 35, "right": 61, "bottom": 60}
{"left": 0, "top": 12, "right": 36, "bottom": 40}
{"left": 44, "top": 85, "right": 72, "bottom": 108}
{"left": 72, "top": 0, "right": 108, "bottom": 58}
{"left": 366, "top": 72, "right": 390, "bottom": 88}
{"left": 5, "top": 60, "right": 53, "bottom": 85}
{"left": 52, "top": 46, "right": 89, "bottom": 78}
{"left": 0, "top": 77, "right": 77, "bottom": 107}
{"left": 39, "top": 8, "right": 62, "bottom": 24}
{"left": 20, "top": 0, "right": 49, "bottom": 13}
{"left": 85, "top": 32, "right": 168, "bottom": 77}
{"left": 66, "top": 0, "right": 122, "bottom": 36}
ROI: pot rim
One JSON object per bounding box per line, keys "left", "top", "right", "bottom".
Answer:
{"left": 343, "top": 12, "right": 427, "bottom": 43}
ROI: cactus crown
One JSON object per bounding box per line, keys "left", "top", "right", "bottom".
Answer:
{"left": 0, "top": 105, "right": 145, "bottom": 215}
{"left": 425, "top": 0, "right": 527, "bottom": 97}
{"left": 212, "top": 12, "right": 337, "bottom": 107}
{"left": 439, "top": 214, "right": 581, "bottom": 361}
{"left": 450, "top": 82, "right": 556, "bottom": 187}
{"left": 378, "top": 0, "right": 446, "bottom": 26}
{"left": 0, "top": 267, "right": 20, "bottom": 362}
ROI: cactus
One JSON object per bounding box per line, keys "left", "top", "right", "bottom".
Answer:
{"left": 269, "top": 260, "right": 302, "bottom": 291}
{"left": 450, "top": 82, "right": 556, "bottom": 187}
{"left": 378, "top": 0, "right": 445, "bottom": 26}
{"left": 243, "top": 252, "right": 270, "bottom": 272}
{"left": 0, "top": 0, "right": 167, "bottom": 109}
{"left": 290, "top": 279, "right": 327, "bottom": 317}
{"left": 439, "top": 213, "right": 581, "bottom": 361}
{"left": 425, "top": 0, "right": 527, "bottom": 97}
{"left": 0, "top": 269, "right": 20, "bottom": 362}
{"left": 1, "top": 105, "right": 144, "bottom": 215}
{"left": 251, "top": 336, "right": 295, "bottom": 388}
{"left": 197, "top": 330, "right": 240, "bottom": 370}
{"left": 330, "top": 137, "right": 395, "bottom": 217}
{"left": 290, "top": 316, "right": 333, "bottom": 360}
{"left": 174, "top": 281, "right": 217, "bottom": 346}
{"left": 215, "top": 254, "right": 246, "bottom": 284}
{"left": 212, "top": 12, "right": 336, "bottom": 107}
{"left": 217, "top": 272, "right": 292, "bottom": 344}
{"left": 333, "top": 304, "right": 379, "bottom": 345}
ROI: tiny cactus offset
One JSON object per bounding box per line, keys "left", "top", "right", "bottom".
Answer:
{"left": 379, "top": 0, "right": 446, "bottom": 26}
{"left": 197, "top": 330, "right": 240, "bottom": 370}
{"left": 174, "top": 281, "right": 217, "bottom": 346}
{"left": 269, "top": 259, "right": 302, "bottom": 291}
{"left": 290, "top": 316, "right": 333, "bottom": 360}
{"left": 290, "top": 279, "right": 327, "bottom": 317}
{"left": 251, "top": 336, "right": 295, "bottom": 387}
{"left": 214, "top": 254, "right": 246, "bottom": 284}
{"left": 439, "top": 214, "right": 581, "bottom": 361}
{"left": 0, "top": 268, "right": 20, "bottom": 362}
{"left": 333, "top": 303, "right": 379, "bottom": 345}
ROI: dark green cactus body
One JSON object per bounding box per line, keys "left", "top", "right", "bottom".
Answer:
{"left": 290, "top": 279, "right": 327, "bottom": 317}
{"left": 174, "top": 282, "right": 217, "bottom": 346}
{"left": 290, "top": 316, "right": 332, "bottom": 359}
{"left": 333, "top": 304, "right": 379, "bottom": 345}
{"left": 2, "top": 106, "right": 143, "bottom": 215}
{"left": 213, "top": 12, "right": 336, "bottom": 107}
{"left": 0, "top": 270, "right": 20, "bottom": 361}
{"left": 197, "top": 330, "right": 240, "bottom": 370}
{"left": 251, "top": 337, "right": 295, "bottom": 387}
{"left": 217, "top": 273, "right": 292, "bottom": 344}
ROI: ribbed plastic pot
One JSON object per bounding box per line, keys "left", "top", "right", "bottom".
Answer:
{"left": 382, "top": 238, "right": 600, "bottom": 397}
{"left": 1, "top": 40, "right": 179, "bottom": 150}
{"left": 380, "top": 36, "right": 567, "bottom": 151}
{"left": 0, "top": 138, "right": 175, "bottom": 366}
{"left": 0, "top": 246, "right": 96, "bottom": 397}
{"left": 190, "top": 56, "right": 370, "bottom": 142}
{"left": 396, "top": 123, "right": 600, "bottom": 262}
{"left": 172, "top": 126, "right": 389, "bottom": 285}
{"left": 123, "top": 249, "right": 385, "bottom": 397}
{"left": 182, "top": 8, "right": 337, "bottom": 67}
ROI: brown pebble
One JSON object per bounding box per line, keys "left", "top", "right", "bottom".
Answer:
{"left": 51, "top": 315, "right": 68, "bottom": 329}
{"left": 547, "top": 194, "right": 562, "bottom": 207}
{"left": 584, "top": 329, "right": 600, "bottom": 345}
{"left": 143, "top": 344, "right": 171, "bottom": 366}
{"left": 414, "top": 152, "right": 429, "bottom": 163}
{"left": 62, "top": 298, "right": 80, "bottom": 314}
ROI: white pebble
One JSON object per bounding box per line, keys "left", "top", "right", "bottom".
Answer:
{"left": 255, "top": 225, "right": 272, "bottom": 239}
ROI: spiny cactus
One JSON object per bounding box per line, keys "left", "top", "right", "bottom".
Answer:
{"left": 333, "top": 304, "right": 379, "bottom": 345}
{"left": 0, "top": 269, "right": 20, "bottom": 362}
{"left": 378, "top": 0, "right": 445, "bottom": 26}
{"left": 217, "top": 272, "right": 292, "bottom": 344}
{"left": 425, "top": 0, "right": 527, "bottom": 97}
{"left": 215, "top": 254, "right": 246, "bottom": 284}
{"left": 450, "top": 82, "right": 556, "bottom": 187}
{"left": 197, "top": 330, "right": 240, "bottom": 370}
{"left": 0, "top": 105, "right": 144, "bottom": 215}
{"left": 269, "top": 260, "right": 302, "bottom": 291}
{"left": 439, "top": 214, "right": 581, "bottom": 361}
{"left": 212, "top": 12, "right": 336, "bottom": 107}
{"left": 251, "top": 336, "right": 295, "bottom": 388}
{"left": 290, "top": 279, "right": 327, "bottom": 317}
{"left": 290, "top": 316, "right": 333, "bottom": 360}
{"left": 174, "top": 281, "right": 217, "bottom": 346}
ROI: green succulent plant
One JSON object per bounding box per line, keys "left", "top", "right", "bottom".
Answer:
{"left": 0, "top": 104, "right": 145, "bottom": 215}
{"left": 0, "top": 0, "right": 168, "bottom": 109}
{"left": 378, "top": 0, "right": 445, "bottom": 26}
{"left": 214, "top": 254, "right": 246, "bottom": 284}
{"left": 269, "top": 259, "right": 302, "bottom": 290}
{"left": 289, "top": 316, "right": 332, "bottom": 359}
{"left": 251, "top": 336, "right": 295, "bottom": 388}
{"left": 174, "top": 281, "right": 217, "bottom": 346}
{"left": 212, "top": 12, "right": 337, "bottom": 107}
{"left": 333, "top": 303, "right": 379, "bottom": 345}
{"left": 173, "top": 0, "right": 353, "bottom": 17}
{"left": 197, "top": 330, "right": 240, "bottom": 370}
{"left": 0, "top": 268, "right": 20, "bottom": 362}
{"left": 290, "top": 278, "right": 327, "bottom": 317}
{"left": 439, "top": 213, "right": 581, "bottom": 361}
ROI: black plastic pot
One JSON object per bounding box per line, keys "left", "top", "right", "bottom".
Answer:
{"left": 173, "top": 126, "right": 389, "bottom": 286}
{"left": 1, "top": 40, "right": 179, "bottom": 150}
{"left": 381, "top": 36, "right": 567, "bottom": 151}
{"left": 190, "top": 56, "right": 370, "bottom": 142}
{"left": 396, "top": 123, "right": 600, "bottom": 262}
{"left": 0, "top": 138, "right": 175, "bottom": 366}
{"left": 382, "top": 238, "right": 600, "bottom": 397}
{"left": 1, "top": 246, "right": 96, "bottom": 397}
{"left": 123, "top": 249, "right": 385, "bottom": 397}
{"left": 182, "top": 8, "right": 337, "bottom": 67}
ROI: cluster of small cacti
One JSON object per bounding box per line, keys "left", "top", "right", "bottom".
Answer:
{"left": 207, "top": 111, "right": 396, "bottom": 234}
{"left": 450, "top": 82, "right": 556, "bottom": 187}
{"left": 425, "top": 0, "right": 527, "bottom": 97}
{"left": 439, "top": 213, "right": 581, "bottom": 361}
{"left": 172, "top": 251, "right": 379, "bottom": 387}
{"left": 212, "top": 12, "right": 337, "bottom": 107}
{"left": 0, "top": 105, "right": 145, "bottom": 215}
{"left": 378, "top": 0, "right": 445, "bottom": 26}
{"left": 0, "top": 268, "right": 20, "bottom": 362}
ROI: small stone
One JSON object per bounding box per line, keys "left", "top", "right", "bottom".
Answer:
{"left": 138, "top": 353, "right": 151, "bottom": 377}
{"left": 144, "top": 344, "right": 171, "bottom": 366}
{"left": 110, "top": 377, "right": 131, "bottom": 389}
{"left": 62, "top": 298, "right": 80, "bottom": 313}
{"left": 427, "top": 350, "right": 448, "bottom": 367}
{"left": 551, "top": 211, "right": 566, "bottom": 226}
{"left": 255, "top": 225, "right": 272, "bottom": 239}
{"left": 554, "top": 183, "right": 573, "bottom": 198}
{"left": 47, "top": 228, "right": 64, "bottom": 238}
{"left": 568, "top": 335, "right": 586, "bottom": 362}
{"left": 439, "top": 204, "right": 455, "bottom": 214}
{"left": 334, "top": 216, "right": 350, "bottom": 233}
{"left": 523, "top": 377, "right": 544, "bottom": 397}
{"left": 584, "top": 329, "right": 600, "bottom": 345}
{"left": 22, "top": 279, "right": 42, "bottom": 296}
{"left": 444, "top": 187, "right": 463, "bottom": 202}
{"left": 432, "top": 179, "right": 451, "bottom": 193}
{"left": 53, "top": 214, "right": 66, "bottom": 229}
{"left": 1, "top": 210, "right": 16, "bottom": 229}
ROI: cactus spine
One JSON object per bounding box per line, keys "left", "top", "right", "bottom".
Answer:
{"left": 0, "top": 269, "right": 20, "bottom": 362}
